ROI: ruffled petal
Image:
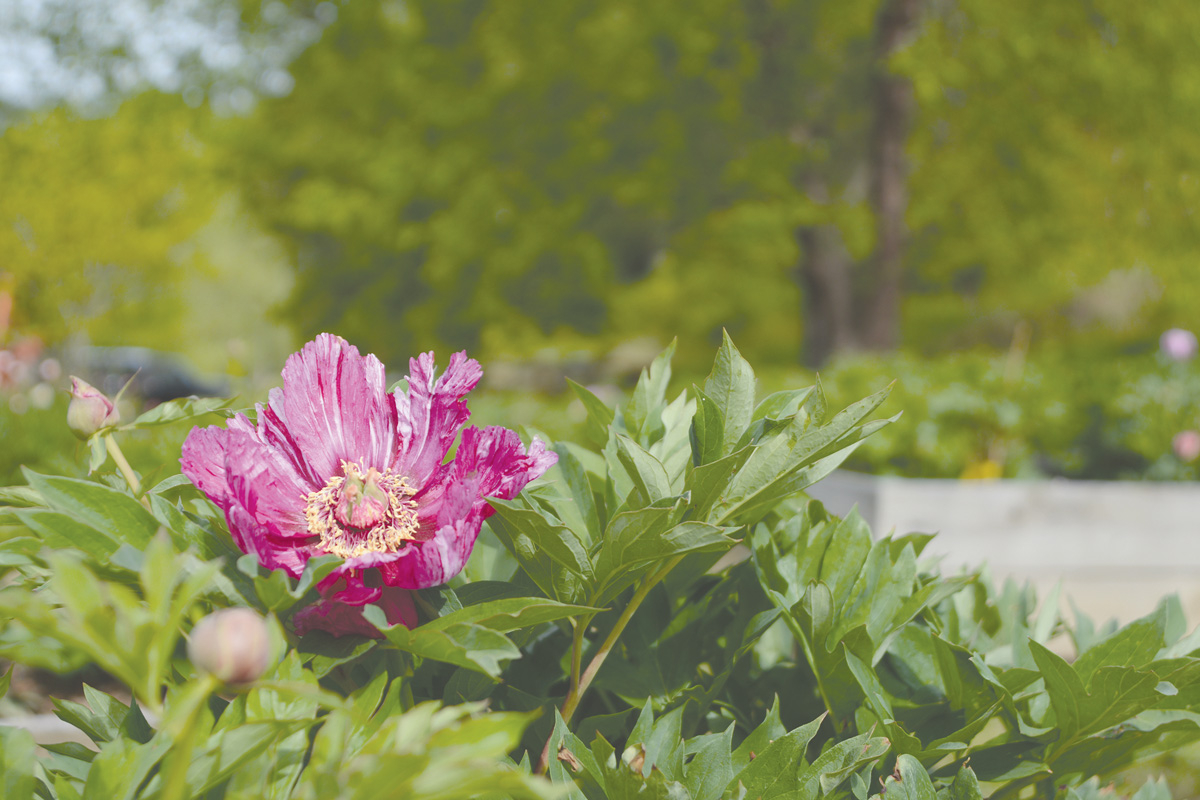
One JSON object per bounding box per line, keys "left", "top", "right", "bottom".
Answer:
{"left": 277, "top": 333, "right": 397, "bottom": 480}
{"left": 223, "top": 430, "right": 312, "bottom": 540}
{"left": 392, "top": 351, "right": 482, "bottom": 487}
{"left": 380, "top": 428, "right": 556, "bottom": 590}
{"left": 452, "top": 426, "right": 559, "bottom": 503}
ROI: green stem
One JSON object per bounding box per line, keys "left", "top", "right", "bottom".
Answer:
{"left": 569, "top": 616, "right": 588, "bottom": 694}
{"left": 106, "top": 435, "right": 151, "bottom": 510}
{"left": 537, "top": 554, "right": 685, "bottom": 773}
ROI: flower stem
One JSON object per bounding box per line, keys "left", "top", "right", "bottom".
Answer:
{"left": 536, "top": 554, "right": 685, "bottom": 773}
{"left": 106, "top": 435, "right": 150, "bottom": 510}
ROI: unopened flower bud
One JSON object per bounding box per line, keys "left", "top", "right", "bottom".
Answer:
{"left": 66, "top": 376, "right": 119, "bottom": 439}
{"left": 1174, "top": 430, "right": 1200, "bottom": 462}
{"left": 1160, "top": 328, "right": 1199, "bottom": 362}
{"left": 187, "top": 608, "right": 273, "bottom": 684}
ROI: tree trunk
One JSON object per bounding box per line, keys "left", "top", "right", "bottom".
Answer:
{"left": 798, "top": 223, "right": 856, "bottom": 367}
{"left": 860, "top": 0, "right": 920, "bottom": 349}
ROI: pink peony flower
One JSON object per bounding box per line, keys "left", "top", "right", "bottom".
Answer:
{"left": 1174, "top": 430, "right": 1200, "bottom": 462}
{"left": 181, "top": 334, "right": 556, "bottom": 637}
{"left": 1160, "top": 328, "right": 1199, "bottom": 362}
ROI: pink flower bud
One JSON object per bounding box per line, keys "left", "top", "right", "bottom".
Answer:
{"left": 1160, "top": 328, "right": 1199, "bottom": 362}
{"left": 66, "top": 376, "right": 119, "bottom": 439}
{"left": 1174, "top": 430, "right": 1200, "bottom": 462}
{"left": 187, "top": 608, "right": 273, "bottom": 684}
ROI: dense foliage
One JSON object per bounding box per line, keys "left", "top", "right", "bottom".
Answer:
{"left": 1, "top": 338, "right": 1196, "bottom": 798}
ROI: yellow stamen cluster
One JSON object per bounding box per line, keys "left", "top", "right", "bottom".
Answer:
{"left": 304, "top": 462, "right": 420, "bottom": 559}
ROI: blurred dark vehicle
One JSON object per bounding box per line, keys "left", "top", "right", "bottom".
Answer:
{"left": 71, "top": 347, "right": 228, "bottom": 406}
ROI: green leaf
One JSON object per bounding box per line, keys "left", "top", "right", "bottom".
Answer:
{"left": 689, "top": 387, "right": 724, "bottom": 467}
{"left": 625, "top": 340, "right": 675, "bottom": 444}
{"left": 685, "top": 445, "right": 754, "bottom": 521}
{"left": 683, "top": 726, "right": 734, "bottom": 800}
{"left": 728, "top": 713, "right": 825, "bottom": 799}
{"left": 14, "top": 508, "right": 119, "bottom": 559}
{"left": 613, "top": 435, "right": 673, "bottom": 503}
{"left": 0, "top": 485, "right": 42, "bottom": 507}
{"left": 365, "top": 606, "right": 521, "bottom": 677}
{"left": 593, "top": 514, "right": 732, "bottom": 605}
{"left": 731, "top": 697, "right": 786, "bottom": 774}
{"left": 946, "top": 765, "right": 983, "bottom": 800}
{"left": 489, "top": 501, "right": 594, "bottom": 580}
{"left": 1072, "top": 609, "right": 1166, "bottom": 688}
{"left": 568, "top": 379, "right": 616, "bottom": 449}
{"left": 422, "top": 597, "right": 601, "bottom": 634}
{"left": 1029, "top": 640, "right": 1085, "bottom": 741}
{"left": 124, "top": 395, "right": 235, "bottom": 428}
{"left": 0, "top": 725, "right": 36, "bottom": 800}
{"left": 554, "top": 444, "right": 602, "bottom": 542}
{"left": 22, "top": 470, "right": 159, "bottom": 550}
{"left": 809, "top": 734, "right": 891, "bottom": 796}
{"left": 703, "top": 331, "right": 756, "bottom": 457}
{"left": 874, "top": 754, "right": 937, "bottom": 800}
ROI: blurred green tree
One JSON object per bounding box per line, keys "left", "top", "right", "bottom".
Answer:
{"left": 217, "top": 0, "right": 1200, "bottom": 368}
{"left": 0, "top": 95, "right": 219, "bottom": 349}
{"left": 899, "top": 0, "right": 1200, "bottom": 351}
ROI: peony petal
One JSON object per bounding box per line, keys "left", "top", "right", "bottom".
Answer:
{"left": 392, "top": 351, "right": 482, "bottom": 487}
{"left": 379, "top": 511, "right": 486, "bottom": 589}
{"left": 223, "top": 430, "right": 313, "bottom": 539}
{"left": 452, "top": 426, "right": 559, "bottom": 504}
{"left": 277, "top": 333, "right": 397, "bottom": 480}
{"left": 180, "top": 425, "right": 235, "bottom": 510}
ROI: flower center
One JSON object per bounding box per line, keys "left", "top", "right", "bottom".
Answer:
{"left": 304, "top": 462, "right": 419, "bottom": 559}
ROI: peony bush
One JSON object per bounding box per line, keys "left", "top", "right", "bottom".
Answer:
{"left": 0, "top": 333, "right": 1196, "bottom": 799}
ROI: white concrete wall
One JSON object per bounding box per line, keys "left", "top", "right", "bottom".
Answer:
{"left": 807, "top": 472, "right": 1200, "bottom": 625}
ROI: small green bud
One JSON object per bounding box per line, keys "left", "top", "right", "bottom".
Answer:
{"left": 187, "top": 608, "right": 273, "bottom": 684}
{"left": 66, "top": 376, "right": 119, "bottom": 439}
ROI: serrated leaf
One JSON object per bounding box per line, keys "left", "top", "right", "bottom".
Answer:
{"left": 728, "top": 714, "right": 825, "bottom": 799}
{"left": 703, "top": 332, "right": 756, "bottom": 457}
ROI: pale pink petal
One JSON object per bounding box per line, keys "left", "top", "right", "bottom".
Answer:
{"left": 392, "top": 351, "right": 482, "bottom": 486}
{"left": 278, "top": 333, "right": 396, "bottom": 480}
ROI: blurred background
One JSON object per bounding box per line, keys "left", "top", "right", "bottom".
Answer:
{"left": 3, "top": 0, "right": 1200, "bottom": 486}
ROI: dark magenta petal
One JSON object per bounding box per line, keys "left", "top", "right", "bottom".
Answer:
{"left": 276, "top": 333, "right": 396, "bottom": 480}
{"left": 292, "top": 585, "right": 416, "bottom": 637}
{"left": 392, "top": 351, "right": 481, "bottom": 486}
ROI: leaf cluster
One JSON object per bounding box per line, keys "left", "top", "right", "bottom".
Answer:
{"left": 0, "top": 336, "right": 1197, "bottom": 799}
